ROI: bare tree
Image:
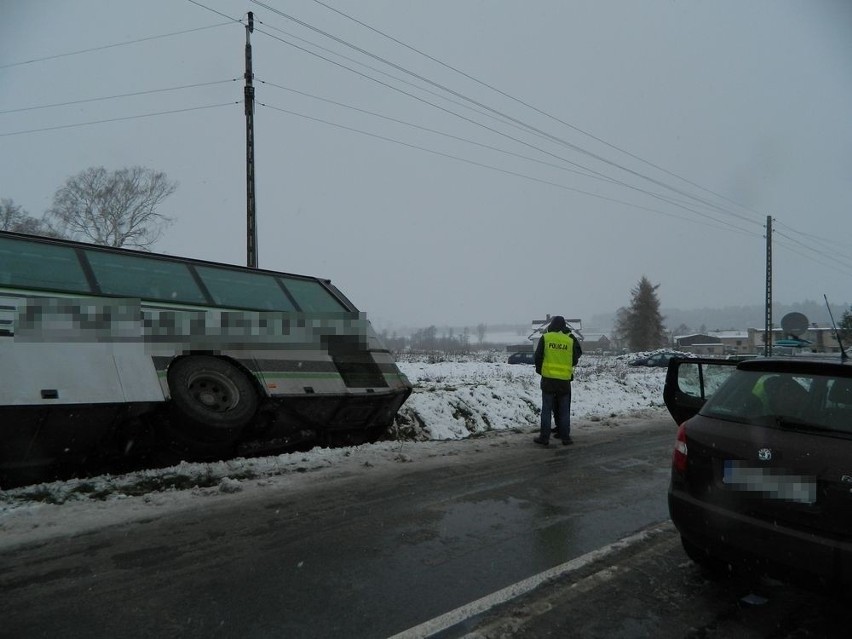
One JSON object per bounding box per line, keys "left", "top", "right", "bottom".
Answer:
{"left": 475, "top": 323, "right": 487, "bottom": 344}
{"left": 613, "top": 306, "right": 631, "bottom": 348}
{"left": 46, "top": 166, "right": 176, "bottom": 249}
{"left": 0, "top": 198, "right": 52, "bottom": 235}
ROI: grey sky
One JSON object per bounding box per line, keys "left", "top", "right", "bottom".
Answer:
{"left": 2, "top": 1, "right": 851, "bottom": 331}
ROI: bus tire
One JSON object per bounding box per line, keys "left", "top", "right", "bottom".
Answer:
{"left": 167, "top": 356, "right": 259, "bottom": 439}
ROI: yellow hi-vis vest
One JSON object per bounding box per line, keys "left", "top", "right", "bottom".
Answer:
{"left": 541, "top": 331, "right": 574, "bottom": 380}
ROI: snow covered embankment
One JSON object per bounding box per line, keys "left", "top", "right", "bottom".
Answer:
{"left": 393, "top": 355, "right": 668, "bottom": 440}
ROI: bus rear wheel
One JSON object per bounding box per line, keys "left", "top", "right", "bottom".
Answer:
{"left": 167, "top": 356, "right": 259, "bottom": 441}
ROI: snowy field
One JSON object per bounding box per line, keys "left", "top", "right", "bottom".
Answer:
{"left": 394, "top": 353, "right": 668, "bottom": 440}
{"left": 0, "top": 353, "right": 672, "bottom": 549}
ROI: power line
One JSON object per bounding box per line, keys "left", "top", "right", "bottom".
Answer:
{"left": 252, "top": 0, "right": 759, "bottom": 228}
{"left": 0, "top": 102, "right": 239, "bottom": 137}
{"left": 253, "top": 26, "right": 754, "bottom": 234}
{"left": 256, "top": 76, "right": 755, "bottom": 234}
{"left": 773, "top": 225, "right": 852, "bottom": 273}
{"left": 257, "top": 78, "right": 610, "bottom": 182}
{"left": 185, "top": 0, "right": 243, "bottom": 23}
{"left": 4, "top": 1, "right": 756, "bottom": 237}
{"left": 257, "top": 100, "right": 761, "bottom": 238}
{"left": 774, "top": 235, "right": 852, "bottom": 277}
{"left": 258, "top": 13, "right": 733, "bottom": 221}
{"left": 774, "top": 220, "right": 852, "bottom": 258}
{"left": 0, "top": 79, "right": 239, "bottom": 115}
{"left": 254, "top": 18, "right": 526, "bottom": 138}
{"left": 306, "top": 0, "right": 766, "bottom": 223}
{"left": 0, "top": 23, "right": 235, "bottom": 70}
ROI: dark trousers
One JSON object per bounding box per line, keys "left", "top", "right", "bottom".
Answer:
{"left": 540, "top": 386, "right": 572, "bottom": 442}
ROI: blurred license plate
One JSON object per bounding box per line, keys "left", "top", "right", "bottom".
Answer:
{"left": 723, "top": 461, "right": 816, "bottom": 504}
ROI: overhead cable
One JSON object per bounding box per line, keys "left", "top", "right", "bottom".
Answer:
{"left": 185, "top": 0, "right": 243, "bottom": 23}
{"left": 0, "top": 79, "right": 239, "bottom": 115}
{"left": 253, "top": 26, "right": 753, "bottom": 232}
{"left": 308, "top": 0, "right": 765, "bottom": 222}
{"left": 0, "top": 102, "right": 239, "bottom": 137}
{"left": 0, "top": 22, "right": 235, "bottom": 70}
{"left": 254, "top": 19, "right": 524, "bottom": 135}
{"left": 252, "top": 0, "right": 759, "bottom": 228}
{"left": 257, "top": 100, "right": 761, "bottom": 238}
{"left": 256, "top": 77, "right": 755, "bottom": 228}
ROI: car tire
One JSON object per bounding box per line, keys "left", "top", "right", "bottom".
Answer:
{"left": 680, "top": 536, "right": 732, "bottom": 578}
{"left": 167, "top": 356, "right": 259, "bottom": 442}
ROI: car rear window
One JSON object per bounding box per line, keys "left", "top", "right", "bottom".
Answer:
{"left": 701, "top": 369, "right": 852, "bottom": 435}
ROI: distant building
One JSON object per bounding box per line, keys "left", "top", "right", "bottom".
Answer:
{"left": 748, "top": 326, "right": 844, "bottom": 354}
{"left": 672, "top": 326, "right": 844, "bottom": 355}
{"left": 581, "top": 333, "right": 612, "bottom": 353}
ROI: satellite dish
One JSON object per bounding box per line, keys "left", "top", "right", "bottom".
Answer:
{"left": 781, "top": 312, "right": 809, "bottom": 337}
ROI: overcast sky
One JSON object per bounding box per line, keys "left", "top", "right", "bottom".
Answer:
{"left": 2, "top": 1, "right": 851, "bottom": 331}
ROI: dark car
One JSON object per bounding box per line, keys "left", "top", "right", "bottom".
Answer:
{"left": 507, "top": 351, "right": 535, "bottom": 365}
{"left": 663, "top": 356, "right": 852, "bottom": 585}
{"left": 628, "top": 351, "right": 685, "bottom": 367}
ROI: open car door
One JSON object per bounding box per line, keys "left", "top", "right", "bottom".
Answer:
{"left": 663, "top": 357, "right": 740, "bottom": 424}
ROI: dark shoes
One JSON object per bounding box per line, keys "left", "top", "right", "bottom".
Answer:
{"left": 551, "top": 429, "right": 573, "bottom": 445}
{"left": 537, "top": 434, "right": 573, "bottom": 446}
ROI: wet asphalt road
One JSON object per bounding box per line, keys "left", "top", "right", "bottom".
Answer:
{"left": 1, "top": 418, "right": 673, "bottom": 638}
{"left": 443, "top": 519, "right": 852, "bottom": 639}
{"left": 8, "top": 417, "right": 842, "bottom": 638}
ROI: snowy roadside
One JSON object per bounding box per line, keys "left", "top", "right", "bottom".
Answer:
{"left": 0, "top": 355, "right": 670, "bottom": 549}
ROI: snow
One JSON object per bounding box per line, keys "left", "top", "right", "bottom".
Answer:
{"left": 0, "top": 354, "right": 671, "bottom": 550}
{"left": 397, "top": 356, "right": 667, "bottom": 440}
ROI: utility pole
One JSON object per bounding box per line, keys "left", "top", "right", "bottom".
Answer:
{"left": 764, "top": 215, "right": 772, "bottom": 356}
{"left": 244, "top": 11, "right": 257, "bottom": 268}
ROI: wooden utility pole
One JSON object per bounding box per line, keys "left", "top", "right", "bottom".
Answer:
{"left": 764, "top": 215, "right": 772, "bottom": 356}
{"left": 244, "top": 11, "right": 257, "bottom": 268}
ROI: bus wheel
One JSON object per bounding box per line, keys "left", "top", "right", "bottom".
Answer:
{"left": 167, "top": 356, "right": 259, "bottom": 439}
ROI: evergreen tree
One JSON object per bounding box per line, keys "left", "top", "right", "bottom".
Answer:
{"left": 615, "top": 276, "right": 667, "bottom": 351}
{"left": 838, "top": 307, "right": 852, "bottom": 343}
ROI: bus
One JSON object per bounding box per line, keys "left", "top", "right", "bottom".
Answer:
{"left": 0, "top": 230, "right": 412, "bottom": 486}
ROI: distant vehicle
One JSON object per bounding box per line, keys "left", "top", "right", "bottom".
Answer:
{"left": 663, "top": 355, "right": 852, "bottom": 584}
{"left": 0, "top": 230, "right": 412, "bottom": 486}
{"left": 507, "top": 351, "right": 535, "bottom": 365}
{"left": 628, "top": 351, "right": 688, "bottom": 367}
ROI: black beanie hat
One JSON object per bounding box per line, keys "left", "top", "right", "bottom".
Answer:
{"left": 549, "top": 315, "right": 567, "bottom": 331}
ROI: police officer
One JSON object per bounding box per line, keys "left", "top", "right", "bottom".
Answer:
{"left": 533, "top": 315, "right": 581, "bottom": 446}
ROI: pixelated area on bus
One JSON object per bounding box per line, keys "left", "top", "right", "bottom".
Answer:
{"left": 13, "top": 298, "right": 371, "bottom": 350}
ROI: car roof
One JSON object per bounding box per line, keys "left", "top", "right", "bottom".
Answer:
{"left": 738, "top": 355, "right": 852, "bottom": 375}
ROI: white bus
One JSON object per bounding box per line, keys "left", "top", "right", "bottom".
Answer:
{"left": 0, "top": 230, "right": 411, "bottom": 485}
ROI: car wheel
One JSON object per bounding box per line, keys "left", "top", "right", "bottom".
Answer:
{"left": 680, "top": 536, "right": 732, "bottom": 578}
{"left": 167, "top": 356, "right": 259, "bottom": 441}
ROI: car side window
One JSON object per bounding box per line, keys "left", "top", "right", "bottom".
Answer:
{"left": 678, "top": 362, "right": 736, "bottom": 401}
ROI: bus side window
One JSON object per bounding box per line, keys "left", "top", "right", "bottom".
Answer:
{"left": 85, "top": 250, "right": 208, "bottom": 304}
{"left": 0, "top": 236, "right": 90, "bottom": 293}
{"left": 279, "top": 277, "right": 347, "bottom": 313}
{"left": 195, "top": 266, "right": 296, "bottom": 311}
